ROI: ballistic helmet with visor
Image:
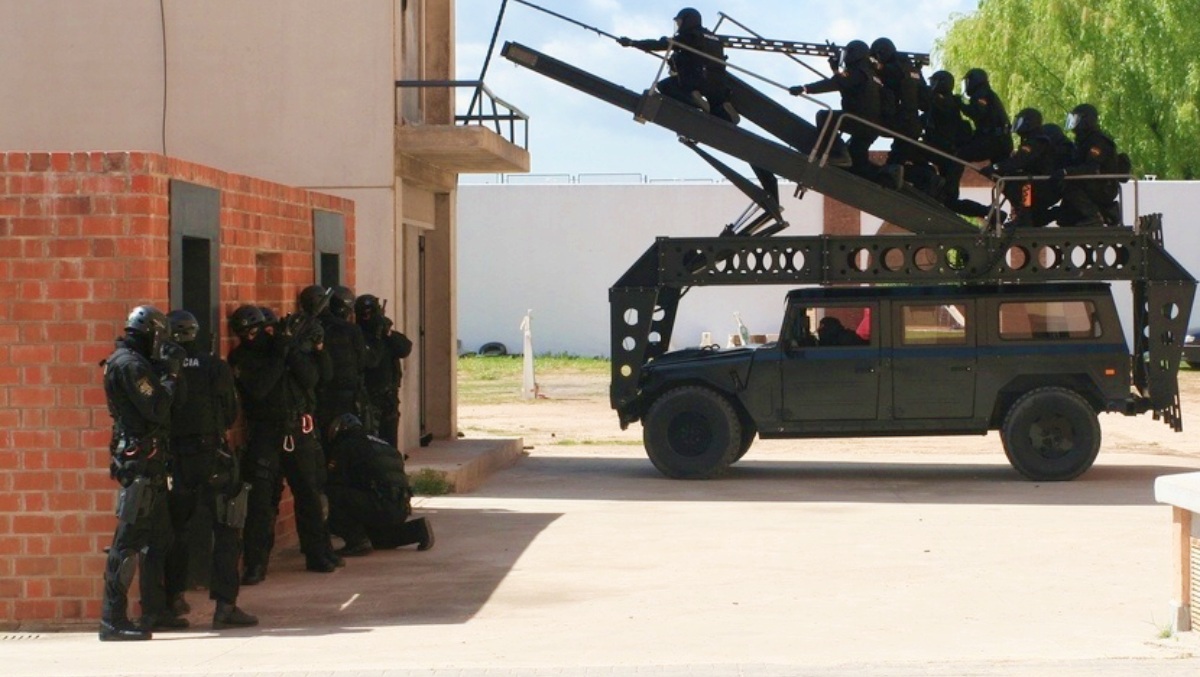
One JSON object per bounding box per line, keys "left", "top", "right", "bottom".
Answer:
{"left": 126, "top": 305, "right": 169, "bottom": 353}
{"left": 298, "top": 285, "right": 328, "bottom": 315}
{"left": 870, "top": 37, "right": 896, "bottom": 63}
{"left": 1012, "top": 108, "right": 1043, "bottom": 136}
{"left": 674, "top": 7, "right": 701, "bottom": 31}
{"left": 1065, "top": 103, "right": 1099, "bottom": 133}
{"left": 928, "top": 70, "right": 954, "bottom": 95}
{"left": 839, "top": 40, "right": 870, "bottom": 70}
{"left": 166, "top": 309, "right": 199, "bottom": 344}
{"left": 962, "top": 68, "right": 989, "bottom": 97}
{"left": 329, "top": 285, "right": 355, "bottom": 319}
{"left": 229, "top": 305, "right": 266, "bottom": 339}
{"left": 328, "top": 412, "right": 364, "bottom": 442}
{"left": 354, "top": 294, "right": 381, "bottom": 322}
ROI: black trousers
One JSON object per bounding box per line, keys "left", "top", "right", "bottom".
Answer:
{"left": 326, "top": 484, "right": 426, "bottom": 549}
{"left": 1058, "top": 180, "right": 1119, "bottom": 226}
{"left": 165, "top": 438, "right": 241, "bottom": 605}
{"left": 241, "top": 418, "right": 332, "bottom": 571}
{"left": 957, "top": 132, "right": 1013, "bottom": 165}
{"left": 656, "top": 76, "right": 736, "bottom": 123}
{"left": 371, "top": 392, "right": 401, "bottom": 449}
{"left": 101, "top": 476, "right": 170, "bottom": 623}
{"left": 816, "top": 109, "right": 879, "bottom": 178}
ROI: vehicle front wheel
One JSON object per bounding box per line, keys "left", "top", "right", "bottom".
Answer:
{"left": 1001, "top": 387, "right": 1101, "bottom": 481}
{"left": 643, "top": 386, "right": 742, "bottom": 479}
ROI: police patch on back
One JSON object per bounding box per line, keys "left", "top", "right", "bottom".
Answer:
{"left": 136, "top": 377, "right": 154, "bottom": 398}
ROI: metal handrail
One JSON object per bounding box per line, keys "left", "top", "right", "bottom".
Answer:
{"left": 394, "top": 79, "right": 529, "bottom": 149}
{"left": 991, "top": 173, "right": 1138, "bottom": 233}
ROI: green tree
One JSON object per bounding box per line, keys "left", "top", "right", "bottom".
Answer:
{"left": 938, "top": 0, "right": 1200, "bottom": 179}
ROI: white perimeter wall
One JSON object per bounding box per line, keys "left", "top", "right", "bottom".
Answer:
{"left": 458, "top": 181, "right": 1200, "bottom": 357}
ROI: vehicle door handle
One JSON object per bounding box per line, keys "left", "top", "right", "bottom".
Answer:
{"left": 950, "top": 366, "right": 973, "bottom": 372}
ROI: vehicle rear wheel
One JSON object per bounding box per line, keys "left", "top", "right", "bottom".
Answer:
{"left": 1001, "top": 387, "right": 1100, "bottom": 481}
{"left": 643, "top": 386, "right": 742, "bottom": 479}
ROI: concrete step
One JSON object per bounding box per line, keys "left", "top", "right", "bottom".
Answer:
{"left": 404, "top": 437, "right": 524, "bottom": 494}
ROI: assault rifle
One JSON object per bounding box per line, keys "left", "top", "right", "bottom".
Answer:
{"left": 281, "top": 287, "right": 334, "bottom": 351}
{"left": 717, "top": 35, "right": 930, "bottom": 67}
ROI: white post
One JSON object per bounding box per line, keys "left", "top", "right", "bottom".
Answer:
{"left": 520, "top": 309, "right": 536, "bottom": 400}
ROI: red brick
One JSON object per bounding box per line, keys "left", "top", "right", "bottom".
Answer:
{"left": 10, "top": 345, "right": 54, "bottom": 365}
{"left": 50, "top": 153, "right": 71, "bottom": 172}
{"left": 20, "top": 449, "right": 47, "bottom": 468}
{"left": 28, "top": 153, "right": 51, "bottom": 172}
{"left": 115, "top": 237, "right": 154, "bottom": 257}
{"left": 102, "top": 152, "right": 129, "bottom": 173}
{"left": 55, "top": 260, "right": 82, "bottom": 279}
{"left": 20, "top": 407, "right": 44, "bottom": 427}
{"left": 57, "top": 429, "right": 80, "bottom": 448}
{"left": 13, "top": 515, "right": 54, "bottom": 535}
{"left": 12, "top": 472, "right": 54, "bottom": 491}
{"left": 46, "top": 280, "right": 91, "bottom": 301}
{"left": 57, "top": 511, "right": 86, "bottom": 534}
{"left": 0, "top": 198, "right": 20, "bottom": 216}
{"left": 0, "top": 578, "right": 17, "bottom": 599}
{"left": 11, "top": 387, "right": 54, "bottom": 407}
{"left": 49, "top": 576, "right": 94, "bottom": 597}
{"left": 46, "top": 450, "right": 90, "bottom": 471}
{"left": 60, "top": 598, "right": 88, "bottom": 619}
{"left": 80, "top": 216, "right": 125, "bottom": 237}
{"left": 45, "top": 323, "right": 89, "bottom": 343}
{"left": 14, "top": 599, "right": 56, "bottom": 619}
{"left": 6, "top": 153, "right": 28, "bottom": 171}
{"left": 51, "top": 196, "right": 92, "bottom": 216}
{"left": 19, "top": 197, "right": 47, "bottom": 217}
{"left": 48, "top": 238, "right": 91, "bottom": 258}
{"left": 24, "top": 536, "right": 47, "bottom": 555}
{"left": 47, "top": 491, "right": 90, "bottom": 512}
{"left": 11, "top": 303, "right": 55, "bottom": 322}
{"left": 9, "top": 217, "right": 54, "bottom": 237}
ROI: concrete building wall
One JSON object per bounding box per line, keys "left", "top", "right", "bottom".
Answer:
{"left": 458, "top": 181, "right": 1199, "bottom": 357}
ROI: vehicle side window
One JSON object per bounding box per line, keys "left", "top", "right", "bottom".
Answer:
{"left": 998, "top": 301, "right": 1101, "bottom": 340}
{"left": 901, "top": 304, "right": 967, "bottom": 345}
{"left": 814, "top": 306, "right": 870, "bottom": 346}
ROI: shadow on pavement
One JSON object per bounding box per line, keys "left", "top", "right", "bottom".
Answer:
{"left": 471, "top": 454, "right": 1200, "bottom": 506}
{"left": 174, "top": 508, "right": 561, "bottom": 632}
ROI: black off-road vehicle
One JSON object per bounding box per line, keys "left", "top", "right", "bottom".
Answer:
{"left": 632, "top": 282, "right": 1135, "bottom": 481}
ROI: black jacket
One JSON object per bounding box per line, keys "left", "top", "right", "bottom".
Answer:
{"left": 962, "top": 85, "right": 1010, "bottom": 136}
{"left": 104, "top": 336, "right": 176, "bottom": 441}
{"left": 170, "top": 342, "right": 237, "bottom": 438}
{"left": 230, "top": 333, "right": 330, "bottom": 422}
{"left": 359, "top": 318, "right": 413, "bottom": 401}
{"left": 633, "top": 24, "right": 727, "bottom": 91}
{"left": 805, "top": 60, "right": 882, "bottom": 124}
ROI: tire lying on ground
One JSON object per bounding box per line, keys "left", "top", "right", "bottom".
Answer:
{"left": 478, "top": 341, "right": 508, "bottom": 357}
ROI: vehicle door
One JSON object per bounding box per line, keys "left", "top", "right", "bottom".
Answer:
{"left": 781, "top": 303, "right": 880, "bottom": 421}
{"left": 891, "top": 299, "right": 976, "bottom": 419}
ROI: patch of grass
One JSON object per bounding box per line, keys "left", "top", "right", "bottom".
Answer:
{"left": 409, "top": 468, "right": 453, "bottom": 496}
{"left": 458, "top": 353, "right": 610, "bottom": 405}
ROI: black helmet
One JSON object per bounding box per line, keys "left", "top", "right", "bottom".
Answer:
{"left": 229, "top": 304, "right": 266, "bottom": 338}
{"left": 354, "top": 294, "right": 381, "bottom": 322}
{"left": 166, "top": 309, "right": 199, "bottom": 344}
{"left": 963, "top": 68, "right": 989, "bottom": 96}
{"left": 298, "top": 285, "right": 328, "bottom": 315}
{"left": 1012, "top": 107, "right": 1043, "bottom": 136}
{"left": 126, "top": 305, "right": 169, "bottom": 352}
{"left": 929, "top": 70, "right": 954, "bottom": 95}
{"left": 329, "top": 285, "right": 355, "bottom": 319}
{"left": 839, "top": 40, "right": 870, "bottom": 69}
{"left": 258, "top": 306, "right": 279, "bottom": 326}
{"left": 328, "top": 412, "right": 363, "bottom": 442}
{"left": 674, "top": 7, "right": 701, "bottom": 30}
{"left": 869, "top": 37, "right": 896, "bottom": 63}
{"left": 1066, "top": 103, "right": 1099, "bottom": 134}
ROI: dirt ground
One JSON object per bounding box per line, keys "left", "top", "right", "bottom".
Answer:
{"left": 459, "top": 368, "right": 1200, "bottom": 464}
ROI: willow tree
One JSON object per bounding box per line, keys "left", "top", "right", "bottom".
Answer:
{"left": 938, "top": 0, "right": 1200, "bottom": 179}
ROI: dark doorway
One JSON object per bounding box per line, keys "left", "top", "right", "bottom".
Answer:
{"left": 313, "top": 210, "right": 345, "bottom": 288}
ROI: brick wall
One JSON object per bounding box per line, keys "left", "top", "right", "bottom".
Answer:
{"left": 0, "top": 151, "right": 354, "bottom": 628}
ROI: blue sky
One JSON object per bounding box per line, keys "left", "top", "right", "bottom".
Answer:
{"left": 456, "top": 0, "right": 980, "bottom": 180}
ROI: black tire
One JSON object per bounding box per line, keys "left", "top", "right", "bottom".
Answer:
{"left": 478, "top": 342, "right": 507, "bottom": 357}
{"left": 1001, "top": 387, "right": 1101, "bottom": 481}
{"left": 643, "top": 386, "right": 742, "bottom": 479}
{"left": 733, "top": 424, "right": 756, "bottom": 463}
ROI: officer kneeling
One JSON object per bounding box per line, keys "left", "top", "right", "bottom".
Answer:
{"left": 325, "top": 414, "right": 434, "bottom": 556}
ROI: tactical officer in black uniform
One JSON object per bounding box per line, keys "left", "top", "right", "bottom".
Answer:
{"left": 315, "top": 285, "right": 369, "bottom": 436}
{"left": 325, "top": 414, "right": 434, "bottom": 557}
{"left": 228, "top": 303, "right": 339, "bottom": 581}
{"left": 981, "top": 108, "right": 1058, "bottom": 228}
{"left": 619, "top": 7, "right": 738, "bottom": 124}
{"left": 163, "top": 310, "right": 257, "bottom": 630}
{"left": 918, "top": 70, "right": 973, "bottom": 205}
{"left": 957, "top": 68, "right": 1013, "bottom": 164}
{"left": 791, "top": 40, "right": 902, "bottom": 188}
{"left": 1054, "top": 103, "right": 1122, "bottom": 227}
{"left": 355, "top": 294, "right": 413, "bottom": 448}
{"left": 99, "top": 306, "right": 182, "bottom": 641}
{"left": 870, "top": 37, "right": 926, "bottom": 164}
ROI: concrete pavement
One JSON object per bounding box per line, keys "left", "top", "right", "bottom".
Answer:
{"left": 4, "top": 439, "right": 1200, "bottom": 676}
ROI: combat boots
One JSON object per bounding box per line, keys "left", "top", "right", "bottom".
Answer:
{"left": 98, "top": 619, "right": 151, "bottom": 642}
{"left": 212, "top": 602, "right": 258, "bottom": 630}
{"left": 417, "top": 518, "right": 435, "bottom": 551}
